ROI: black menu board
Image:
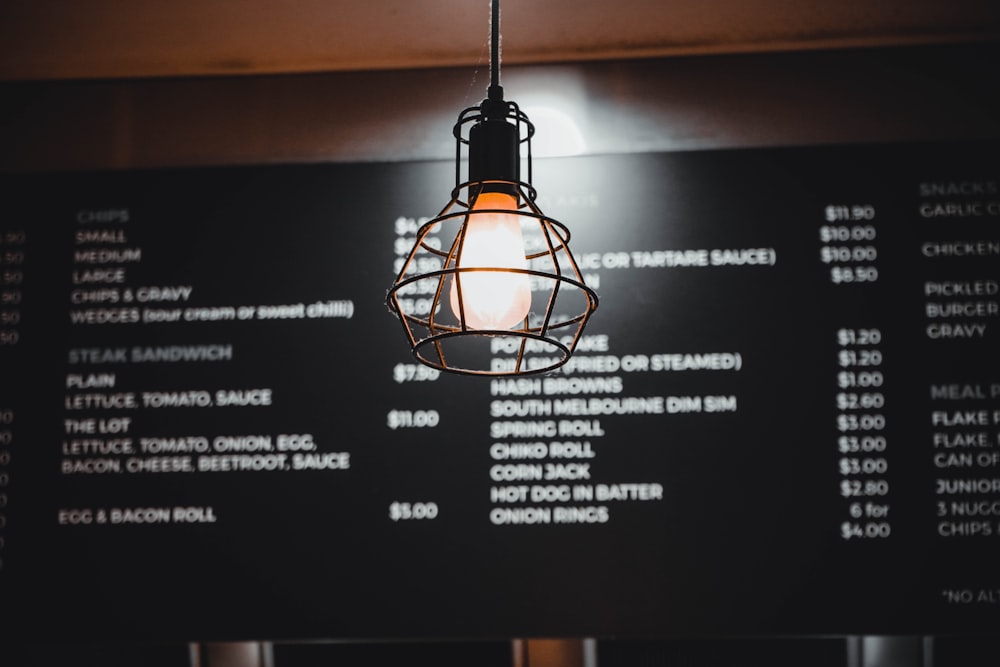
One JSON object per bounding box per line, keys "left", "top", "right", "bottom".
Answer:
{"left": 0, "top": 141, "right": 998, "bottom": 642}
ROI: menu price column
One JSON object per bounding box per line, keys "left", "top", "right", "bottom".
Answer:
{"left": 821, "top": 204, "right": 878, "bottom": 286}
{"left": 387, "top": 215, "right": 444, "bottom": 527}
{"left": 820, "top": 203, "right": 893, "bottom": 542}
{"left": 384, "top": 404, "right": 443, "bottom": 525}
{"left": 0, "top": 229, "right": 26, "bottom": 346}
{"left": 836, "top": 327, "right": 891, "bottom": 540}
{"left": 0, "top": 226, "right": 26, "bottom": 578}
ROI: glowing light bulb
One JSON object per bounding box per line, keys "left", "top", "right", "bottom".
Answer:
{"left": 449, "top": 191, "right": 531, "bottom": 330}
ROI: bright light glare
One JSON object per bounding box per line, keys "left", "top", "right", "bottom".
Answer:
{"left": 449, "top": 192, "right": 531, "bottom": 330}
{"left": 522, "top": 106, "right": 586, "bottom": 157}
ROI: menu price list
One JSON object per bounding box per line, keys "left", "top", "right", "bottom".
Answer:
{"left": 811, "top": 154, "right": 1000, "bottom": 632}
{"left": 378, "top": 143, "right": 1000, "bottom": 637}
{"left": 0, "top": 224, "right": 27, "bottom": 589}
{"left": 0, "top": 230, "right": 25, "bottom": 346}
{"left": 1, "top": 144, "right": 999, "bottom": 641}
{"left": 836, "top": 327, "right": 891, "bottom": 542}
{"left": 820, "top": 199, "right": 893, "bottom": 543}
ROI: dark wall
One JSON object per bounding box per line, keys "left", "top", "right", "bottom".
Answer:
{"left": 2, "top": 42, "right": 999, "bottom": 173}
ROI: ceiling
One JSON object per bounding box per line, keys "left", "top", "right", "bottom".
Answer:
{"left": 1, "top": 0, "right": 999, "bottom": 82}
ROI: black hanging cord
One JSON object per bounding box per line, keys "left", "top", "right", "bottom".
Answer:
{"left": 488, "top": 0, "right": 502, "bottom": 101}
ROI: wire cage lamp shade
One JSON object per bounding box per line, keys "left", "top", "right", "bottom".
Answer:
{"left": 386, "top": 100, "right": 599, "bottom": 376}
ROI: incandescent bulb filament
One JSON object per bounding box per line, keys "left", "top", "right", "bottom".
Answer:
{"left": 449, "top": 191, "right": 531, "bottom": 330}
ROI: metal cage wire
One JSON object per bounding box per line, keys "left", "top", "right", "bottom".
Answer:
{"left": 387, "top": 182, "right": 598, "bottom": 376}
{"left": 386, "top": 36, "right": 598, "bottom": 376}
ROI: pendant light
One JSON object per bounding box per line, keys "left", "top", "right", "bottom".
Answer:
{"left": 387, "top": 0, "right": 599, "bottom": 376}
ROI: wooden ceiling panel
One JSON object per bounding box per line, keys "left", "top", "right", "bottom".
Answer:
{"left": 1, "top": 0, "right": 998, "bottom": 81}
